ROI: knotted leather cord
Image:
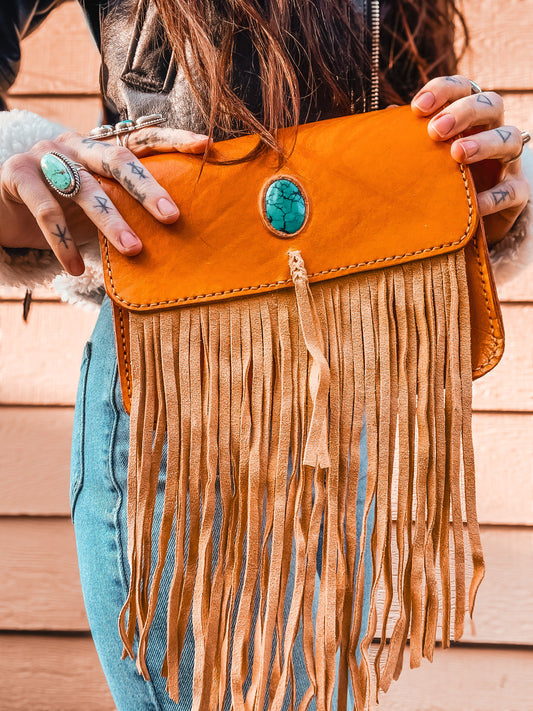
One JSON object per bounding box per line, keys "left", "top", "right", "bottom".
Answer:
{"left": 118, "top": 248, "right": 484, "bottom": 711}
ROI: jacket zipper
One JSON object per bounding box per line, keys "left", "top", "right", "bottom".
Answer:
{"left": 369, "top": 0, "right": 380, "bottom": 111}
{"left": 350, "top": 0, "right": 380, "bottom": 113}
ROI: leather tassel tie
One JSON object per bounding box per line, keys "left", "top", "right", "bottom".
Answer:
{"left": 117, "top": 248, "right": 485, "bottom": 710}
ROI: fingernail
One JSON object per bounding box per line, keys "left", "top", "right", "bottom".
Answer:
{"left": 431, "top": 113, "right": 456, "bottom": 137}
{"left": 193, "top": 133, "right": 209, "bottom": 140}
{"left": 157, "top": 197, "right": 179, "bottom": 216}
{"left": 70, "top": 256, "right": 85, "bottom": 276}
{"left": 460, "top": 140, "right": 479, "bottom": 159}
{"left": 414, "top": 91, "right": 435, "bottom": 111}
{"left": 120, "top": 231, "right": 141, "bottom": 250}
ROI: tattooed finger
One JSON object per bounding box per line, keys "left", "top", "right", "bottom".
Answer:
{"left": 57, "top": 133, "right": 180, "bottom": 223}
{"left": 477, "top": 177, "right": 530, "bottom": 217}
{"left": 427, "top": 91, "right": 504, "bottom": 141}
{"left": 70, "top": 171, "right": 143, "bottom": 255}
{"left": 451, "top": 125, "right": 524, "bottom": 164}
{"left": 14, "top": 172, "right": 84, "bottom": 275}
{"left": 125, "top": 127, "right": 212, "bottom": 157}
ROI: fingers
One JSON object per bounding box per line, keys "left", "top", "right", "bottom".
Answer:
{"left": 72, "top": 170, "right": 143, "bottom": 256}
{"left": 450, "top": 125, "right": 525, "bottom": 165}
{"left": 3, "top": 148, "right": 144, "bottom": 270}
{"left": 477, "top": 176, "right": 530, "bottom": 217}
{"left": 124, "top": 127, "right": 213, "bottom": 157}
{"left": 56, "top": 132, "right": 181, "bottom": 224}
{"left": 426, "top": 92, "right": 504, "bottom": 141}
{"left": 411, "top": 74, "right": 504, "bottom": 141}
{"left": 12, "top": 160, "right": 85, "bottom": 275}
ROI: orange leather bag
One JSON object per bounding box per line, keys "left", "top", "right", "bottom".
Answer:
{"left": 97, "top": 104, "right": 504, "bottom": 711}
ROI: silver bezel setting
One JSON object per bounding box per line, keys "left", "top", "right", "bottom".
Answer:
{"left": 41, "top": 151, "right": 82, "bottom": 198}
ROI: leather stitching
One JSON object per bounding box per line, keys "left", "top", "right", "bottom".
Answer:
{"left": 103, "top": 165, "right": 476, "bottom": 307}
{"left": 470, "top": 228, "right": 503, "bottom": 376}
{"left": 100, "top": 157, "right": 500, "bottom": 381}
{"left": 118, "top": 306, "right": 132, "bottom": 400}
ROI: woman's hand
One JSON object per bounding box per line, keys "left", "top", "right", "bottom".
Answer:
{"left": 0, "top": 126, "right": 213, "bottom": 275}
{"left": 411, "top": 74, "right": 530, "bottom": 248}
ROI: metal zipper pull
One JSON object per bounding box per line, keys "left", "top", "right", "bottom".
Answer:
{"left": 370, "top": 0, "right": 380, "bottom": 111}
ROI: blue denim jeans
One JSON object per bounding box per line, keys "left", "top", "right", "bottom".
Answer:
{"left": 70, "top": 296, "right": 375, "bottom": 710}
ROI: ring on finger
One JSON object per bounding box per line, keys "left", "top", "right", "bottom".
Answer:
{"left": 503, "top": 130, "right": 532, "bottom": 164}
{"left": 116, "top": 131, "right": 131, "bottom": 149}
{"left": 40, "top": 151, "right": 87, "bottom": 198}
{"left": 89, "top": 113, "right": 166, "bottom": 143}
{"left": 469, "top": 79, "right": 483, "bottom": 95}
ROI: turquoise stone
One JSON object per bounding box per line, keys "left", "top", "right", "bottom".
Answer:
{"left": 115, "top": 119, "right": 134, "bottom": 132}
{"left": 40, "top": 153, "right": 74, "bottom": 193}
{"left": 264, "top": 178, "right": 306, "bottom": 234}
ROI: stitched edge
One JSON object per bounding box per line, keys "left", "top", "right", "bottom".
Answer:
{"left": 103, "top": 163, "right": 476, "bottom": 308}
{"left": 470, "top": 228, "right": 503, "bottom": 376}
{"left": 100, "top": 159, "right": 502, "bottom": 385}
{"left": 118, "top": 306, "right": 132, "bottom": 401}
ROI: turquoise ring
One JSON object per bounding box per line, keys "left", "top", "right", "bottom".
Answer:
{"left": 40, "top": 151, "right": 84, "bottom": 198}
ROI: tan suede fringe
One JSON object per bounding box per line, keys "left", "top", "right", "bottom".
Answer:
{"left": 117, "top": 248, "right": 485, "bottom": 711}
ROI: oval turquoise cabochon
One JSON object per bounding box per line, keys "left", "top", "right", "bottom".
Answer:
{"left": 40, "top": 153, "right": 75, "bottom": 193}
{"left": 264, "top": 178, "right": 306, "bottom": 235}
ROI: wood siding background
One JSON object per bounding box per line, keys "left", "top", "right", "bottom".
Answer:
{"left": 1, "top": 2, "right": 532, "bottom": 708}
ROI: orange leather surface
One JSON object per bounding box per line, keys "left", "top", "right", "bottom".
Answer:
{"left": 98, "top": 105, "right": 478, "bottom": 310}
{"left": 96, "top": 104, "right": 505, "bottom": 413}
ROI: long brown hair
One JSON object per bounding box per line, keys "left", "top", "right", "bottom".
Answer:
{"left": 153, "top": 0, "right": 468, "bottom": 167}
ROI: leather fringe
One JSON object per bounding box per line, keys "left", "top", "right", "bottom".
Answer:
{"left": 118, "top": 248, "right": 485, "bottom": 710}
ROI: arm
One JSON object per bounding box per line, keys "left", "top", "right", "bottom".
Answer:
{"left": 0, "top": 1, "right": 69, "bottom": 93}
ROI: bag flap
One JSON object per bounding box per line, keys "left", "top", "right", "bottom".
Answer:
{"left": 97, "top": 104, "right": 479, "bottom": 312}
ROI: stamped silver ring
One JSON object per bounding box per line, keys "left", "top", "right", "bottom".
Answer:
{"left": 88, "top": 113, "right": 166, "bottom": 143}
{"left": 40, "top": 151, "right": 85, "bottom": 198}
{"left": 469, "top": 80, "right": 483, "bottom": 95}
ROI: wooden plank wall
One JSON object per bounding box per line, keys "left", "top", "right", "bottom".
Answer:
{"left": 1, "top": 2, "right": 532, "bottom": 709}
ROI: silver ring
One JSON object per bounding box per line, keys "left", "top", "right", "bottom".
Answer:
{"left": 40, "top": 151, "right": 84, "bottom": 198}
{"left": 87, "top": 113, "right": 166, "bottom": 142}
{"left": 503, "top": 130, "right": 532, "bottom": 164}
{"left": 469, "top": 80, "right": 483, "bottom": 95}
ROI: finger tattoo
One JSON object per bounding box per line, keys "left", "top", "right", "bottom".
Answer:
{"left": 496, "top": 128, "right": 512, "bottom": 143}
{"left": 132, "top": 133, "right": 155, "bottom": 147}
{"left": 102, "top": 158, "right": 121, "bottom": 181}
{"left": 51, "top": 224, "right": 71, "bottom": 248}
{"left": 492, "top": 189, "right": 509, "bottom": 205}
{"left": 477, "top": 94, "right": 493, "bottom": 106}
{"left": 128, "top": 161, "right": 147, "bottom": 179}
{"left": 94, "top": 196, "right": 112, "bottom": 214}
{"left": 123, "top": 176, "right": 146, "bottom": 204}
{"left": 445, "top": 76, "right": 462, "bottom": 84}
{"left": 81, "top": 138, "right": 113, "bottom": 150}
